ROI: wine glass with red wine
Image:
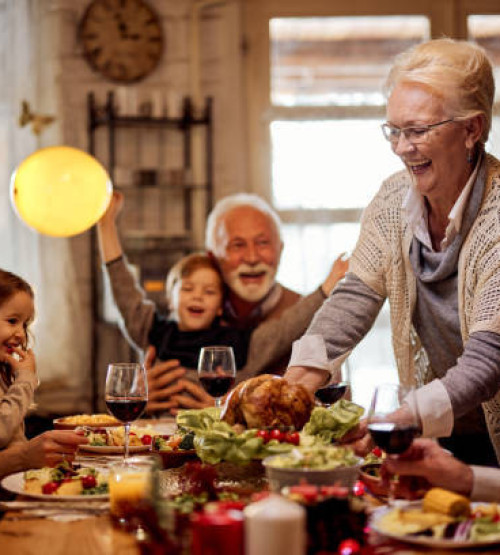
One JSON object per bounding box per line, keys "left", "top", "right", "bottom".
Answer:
{"left": 367, "top": 383, "right": 419, "bottom": 503}
{"left": 197, "top": 346, "right": 236, "bottom": 408}
{"left": 105, "top": 363, "right": 148, "bottom": 459}
{"left": 314, "top": 363, "right": 351, "bottom": 407}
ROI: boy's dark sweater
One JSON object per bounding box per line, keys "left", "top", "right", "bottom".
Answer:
{"left": 148, "top": 314, "right": 251, "bottom": 369}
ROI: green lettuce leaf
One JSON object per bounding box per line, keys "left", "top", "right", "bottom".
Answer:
{"left": 303, "top": 399, "right": 364, "bottom": 443}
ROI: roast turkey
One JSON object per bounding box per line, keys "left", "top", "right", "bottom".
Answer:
{"left": 220, "top": 374, "right": 314, "bottom": 430}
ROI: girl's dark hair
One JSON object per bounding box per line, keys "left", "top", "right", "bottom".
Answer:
{"left": 0, "top": 269, "right": 34, "bottom": 387}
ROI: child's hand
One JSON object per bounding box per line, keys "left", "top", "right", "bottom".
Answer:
{"left": 1, "top": 346, "right": 36, "bottom": 376}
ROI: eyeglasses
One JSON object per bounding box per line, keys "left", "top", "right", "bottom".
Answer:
{"left": 381, "top": 119, "right": 455, "bottom": 144}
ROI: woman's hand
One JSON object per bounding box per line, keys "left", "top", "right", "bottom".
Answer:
{"left": 21, "top": 430, "right": 88, "bottom": 468}
{"left": 0, "top": 346, "right": 36, "bottom": 376}
{"left": 144, "top": 346, "right": 186, "bottom": 414}
{"left": 170, "top": 379, "right": 215, "bottom": 414}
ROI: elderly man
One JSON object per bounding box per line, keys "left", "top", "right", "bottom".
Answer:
{"left": 98, "top": 192, "right": 347, "bottom": 414}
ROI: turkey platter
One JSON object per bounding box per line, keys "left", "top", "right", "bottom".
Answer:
{"left": 221, "top": 374, "right": 314, "bottom": 430}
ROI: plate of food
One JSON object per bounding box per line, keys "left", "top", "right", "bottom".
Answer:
{"left": 79, "top": 426, "right": 153, "bottom": 454}
{"left": 1, "top": 462, "right": 109, "bottom": 500}
{"left": 370, "top": 488, "right": 500, "bottom": 549}
{"left": 53, "top": 413, "right": 120, "bottom": 430}
{"left": 153, "top": 432, "right": 199, "bottom": 468}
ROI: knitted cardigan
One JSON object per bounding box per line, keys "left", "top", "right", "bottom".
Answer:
{"left": 350, "top": 153, "right": 500, "bottom": 456}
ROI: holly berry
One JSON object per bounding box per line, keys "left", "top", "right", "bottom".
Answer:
{"left": 81, "top": 475, "right": 97, "bottom": 489}
{"left": 141, "top": 434, "right": 152, "bottom": 445}
{"left": 256, "top": 429, "right": 270, "bottom": 443}
{"left": 42, "top": 481, "right": 60, "bottom": 495}
{"left": 270, "top": 428, "right": 285, "bottom": 442}
{"left": 338, "top": 538, "right": 361, "bottom": 555}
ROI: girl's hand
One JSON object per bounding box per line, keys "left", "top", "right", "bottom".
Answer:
{"left": 21, "top": 430, "right": 88, "bottom": 468}
{"left": 1, "top": 346, "right": 36, "bottom": 376}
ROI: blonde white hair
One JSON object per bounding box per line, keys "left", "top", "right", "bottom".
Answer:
{"left": 205, "top": 193, "right": 283, "bottom": 257}
{"left": 385, "top": 38, "right": 495, "bottom": 145}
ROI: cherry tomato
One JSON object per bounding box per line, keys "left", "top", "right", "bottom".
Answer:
{"left": 270, "top": 428, "right": 284, "bottom": 442}
{"left": 81, "top": 475, "right": 97, "bottom": 489}
{"left": 285, "top": 431, "right": 300, "bottom": 446}
{"left": 289, "top": 484, "right": 318, "bottom": 503}
{"left": 256, "top": 429, "right": 270, "bottom": 443}
{"left": 42, "top": 481, "right": 60, "bottom": 495}
{"left": 338, "top": 538, "right": 361, "bottom": 555}
{"left": 141, "top": 434, "right": 152, "bottom": 445}
{"left": 352, "top": 481, "right": 365, "bottom": 497}
{"left": 371, "top": 447, "right": 383, "bottom": 458}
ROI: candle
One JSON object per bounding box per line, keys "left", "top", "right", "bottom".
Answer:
{"left": 244, "top": 494, "right": 306, "bottom": 555}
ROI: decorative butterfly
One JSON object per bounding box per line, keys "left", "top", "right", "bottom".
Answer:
{"left": 18, "top": 100, "right": 55, "bottom": 135}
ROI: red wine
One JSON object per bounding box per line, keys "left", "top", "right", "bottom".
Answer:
{"left": 315, "top": 382, "right": 348, "bottom": 405}
{"left": 368, "top": 422, "right": 419, "bottom": 454}
{"left": 106, "top": 398, "right": 147, "bottom": 422}
{"left": 199, "top": 375, "right": 235, "bottom": 398}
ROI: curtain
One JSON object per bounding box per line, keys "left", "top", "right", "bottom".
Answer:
{"left": 0, "top": 0, "right": 92, "bottom": 414}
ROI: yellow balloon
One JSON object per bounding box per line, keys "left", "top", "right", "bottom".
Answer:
{"left": 10, "top": 146, "right": 112, "bottom": 237}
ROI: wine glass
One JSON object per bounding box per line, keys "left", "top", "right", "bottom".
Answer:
{"left": 314, "top": 362, "right": 351, "bottom": 407}
{"left": 105, "top": 363, "right": 148, "bottom": 459}
{"left": 197, "top": 346, "right": 236, "bottom": 408}
{"left": 367, "top": 383, "right": 419, "bottom": 503}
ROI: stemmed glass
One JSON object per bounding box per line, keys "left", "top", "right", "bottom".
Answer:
{"left": 314, "top": 362, "right": 351, "bottom": 407}
{"left": 105, "top": 363, "right": 148, "bottom": 459}
{"left": 367, "top": 383, "right": 419, "bottom": 503}
{"left": 197, "top": 346, "right": 236, "bottom": 408}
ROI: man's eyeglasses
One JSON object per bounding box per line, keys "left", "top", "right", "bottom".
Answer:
{"left": 381, "top": 119, "right": 455, "bottom": 145}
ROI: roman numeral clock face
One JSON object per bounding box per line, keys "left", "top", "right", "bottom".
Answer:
{"left": 79, "top": 0, "right": 164, "bottom": 83}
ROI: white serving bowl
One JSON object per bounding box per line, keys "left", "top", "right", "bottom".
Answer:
{"left": 263, "top": 452, "right": 363, "bottom": 493}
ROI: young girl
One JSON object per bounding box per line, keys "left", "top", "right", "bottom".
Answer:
{"left": 0, "top": 269, "right": 38, "bottom": 449}
{"left": 0, "top": 269, "right": 88, "bottom": 477}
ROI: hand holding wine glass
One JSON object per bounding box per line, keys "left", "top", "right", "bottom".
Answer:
{"left": 105, "top": 363, "right": 148, "bottom": 459}
{"left": 367, "top": 383, "right": 420, "bottom": 503}
{"left": 197, "top": 346, "right": 236, "bottom": 408}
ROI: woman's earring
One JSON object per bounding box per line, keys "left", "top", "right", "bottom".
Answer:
{"left": 467, "top": 149, "right": 474, "bottom": 164}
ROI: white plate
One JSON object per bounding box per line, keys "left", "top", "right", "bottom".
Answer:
{"left": 1, "top": 472, "right": 109, "bottom": 501}
{"left": 370, "top": 502, "right": 500, "bottom": 549}
{"left": 79, "top": 444, "right": 151, "bottom": 454}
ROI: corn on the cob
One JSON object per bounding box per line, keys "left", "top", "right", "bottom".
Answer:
{"left": 422, "top": 487, "right": 470, "bottom": 517}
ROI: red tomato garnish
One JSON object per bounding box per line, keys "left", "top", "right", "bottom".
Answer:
{"left": 256, "top": 429, "right": 270, "bottom": 443}
{"left": 285, "top": 431, "right": 300, "bottom": 445}
{"left": 371, "top": 447, "right": 383, "bottom": 458}
{"left": 42, "top": 481, "right": 60, "bottom": 495}
{"left": 270, "top": 429, "right": 284, "bottom": 442}
{"left": 81, "top": 475, "right": 97, "bottom": 489}
{"left": 141, "top": 434, "right": 152, "bottom": 445}
{"left": 338, "top": 538, "right": 361, "bottom": 555}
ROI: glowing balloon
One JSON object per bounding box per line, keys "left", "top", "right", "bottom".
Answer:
{"left": 10, "top": 146, "right": 112, "bottom": 237}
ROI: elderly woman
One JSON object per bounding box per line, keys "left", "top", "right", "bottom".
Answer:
{"left": 286, "top": 38, "right": 500, "bottom": 467}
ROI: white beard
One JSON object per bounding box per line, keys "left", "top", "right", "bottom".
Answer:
{"left": 225, "top": 262, "right": 277, "bottom": 303}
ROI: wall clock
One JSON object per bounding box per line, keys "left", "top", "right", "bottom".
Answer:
{"left": 79, "top": 0, "right": 164, "bottom": 83}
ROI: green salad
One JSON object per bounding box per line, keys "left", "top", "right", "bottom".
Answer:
{"left": 266, "top": 445, "right": 360, "bottom": 470}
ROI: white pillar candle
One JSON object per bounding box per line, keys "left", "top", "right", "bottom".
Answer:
{"left": 244, "top": 494, "right": 306, "bottom": 555}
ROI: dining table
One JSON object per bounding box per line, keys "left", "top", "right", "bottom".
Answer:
{"left": 1, "top": 418, "right": 499, "bottom": 555}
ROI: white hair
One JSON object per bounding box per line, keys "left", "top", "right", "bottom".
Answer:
{"left": 205, "top": 193, "right": 283, "bottom": 256}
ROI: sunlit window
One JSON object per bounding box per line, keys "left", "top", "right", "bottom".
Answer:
{"left": 468, "top": 15, "right": 500, "bottom": 159}
{"left": 269, "top": 16, "right": 429, "bottom": 403}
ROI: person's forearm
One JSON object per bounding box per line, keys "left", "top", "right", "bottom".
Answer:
{"left": 307, "top": 273, "right": 385, "bottom": 360}
{"left": 441, "top": 331, "right": 500, "bottom": 418}
{"left": 0, "top": 442, "right": 29, "bottom": 478}
{"left": 97, "top": 219, "right": 123, "bottom": 263}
